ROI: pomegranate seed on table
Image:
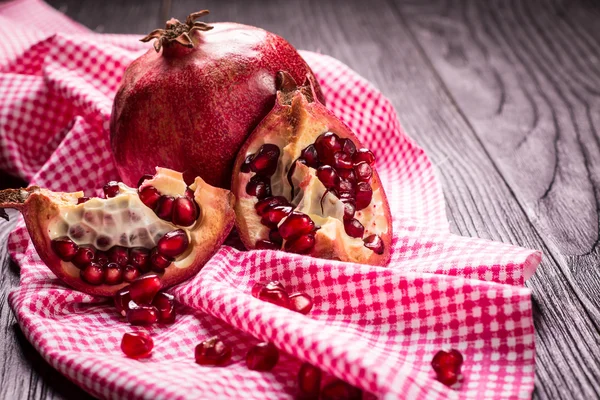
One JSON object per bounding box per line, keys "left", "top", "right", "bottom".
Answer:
{"left": 114, "top": 288, "right": 132, "bottom": 317}
{"left": 288, "top": 293, "right": 313, "bottom": 314}
{"left": 246, "top": 342, "right": 279, "bottom": 371}
{"left": 432, "top": 349, "right": 463, "bottom": 387}
{"left": 297, "top": 363, "right": 322, "bottom": 399}
{"left": 152, "top": 292, "right": 176, "bottom": 324}
{"left": 121, "top": 332, "right": 153, "bottom": 359}
{"left": 253, "top": 281, "right": 290, "bottom": 308}
{"left": 321, "top": 379, "right": 363, "bottom": 400}
{"left": 127, "top": 304, "right": 159, "bottom": 325}
{"left": 195, "top": 336, "right": 232, "bottom": 366}
{"left": 128, "top": 273, "right": 162, "bottom": 304}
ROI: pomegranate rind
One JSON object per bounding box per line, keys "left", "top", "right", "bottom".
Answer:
{"left": 232, "top": 78, "right": 393, "bottom": 266}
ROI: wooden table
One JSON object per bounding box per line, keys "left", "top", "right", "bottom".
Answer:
{"left": 1, "top": 0, "right": 599, "bottom": 398}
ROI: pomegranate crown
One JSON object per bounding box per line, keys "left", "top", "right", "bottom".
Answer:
{"left": 140, "top": 10, "right": 214, "bottom": 52}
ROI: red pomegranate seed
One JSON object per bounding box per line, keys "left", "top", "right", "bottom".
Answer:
{"left": 114, "top": 287, "right": 132, "bottom": 317}
{"left": 432, "top": 349, "right": 463, "bottom": 386}
{"left": 246, "top": 342, "right": 279, "bottom": 371}
{"left": 108, "top": 246, "right": 129, "bottom": 267}
{"left": 261, "top": 205, "right": 293, "bottom": 228}
{"left": 129, "top": 273, "right": 161, "bottom": 304}
{"left": 284, "top": 233, "right": 316, "bottom": 254}
{"left": 354, "top": 162, "right": 373, "bottom": 182}
{"left": 137, "top": 174, "right": 154, "bottom": 188}
{"left": 341, "top": 138, "right": 357, "bottom": 157}
{"left": 278, "top": 212, "right": 315, "bottom": 240}
{"left": 344, "top": 218, "right": 364, "bottom": 238}
{"left": 333, "top": 152, "right": 354, "bottom": 170}
{"left": 353, "top": 148, "right": 375, "bottom": 165}
{"left": 184, "top": 187, "right": 195, "bottom": 200}
{"left": 138, "top": 186, "right": 161, "bottom": 209}
{"left": 254, "top": 196, "right": 289, "bottom": 216}
{"left": 51, "top": 237, "right": 78, "bottom": 261}
{"left": 195, "top": 336, "right": 232, "bottom": 366}
{"left": 251, "top": 282, "right": 264, "bottom": 298}
{"left": 317, "top": 165, "right": 339, "bottom": 188}
{"left": 150, "top": 248, "right": 172, "bottom": 271}
{"left": 127, "top": 304, "right": 159, "bottom": 325}
{"left": 103, "top": 181, "right": 120, "bottom": 198}
{"left": 301, "top": 144, "right": 319, "bottom": 168}
{"left": 315, "top": 132, "right": 342, "bottom": 164}
{"left": 121, "top": 331, "right": 153, "bottom": 358}
{"left": 250, "top": 144, "right": 280, "bottom": 176}
{"left": 355, "top": 182, "right": 372, "bottom": 210}
{"left": 155, "top": 195, "right": 175, "bottom": 221}
{"left": 251, "top": 281, "right": 286, "bottom": 298}
{"left": 77, "top": 197, "right": 90, "bottom": 204}
{"left": 241, "top": 154, "right": 254, "bottom": 173}
{"left": 94, "top": 250, "right": 109, "bottom": 266}
{"left": 80, "top": 263, "right": 105, "bottom": 285}
{"left": 338, "top": 169, "right": 356, "bottom": 182}
{"left": 436, "top": 368, "right": 459, "bottom": 386}
{"left": 104, "top": 263, "right": 123, "bottom": 285}
{"left": 152, "top": 292, "right": 176, "bottom": 324}
{"left": 269, "top": 229, "right": 283, "bottom": 245}
{"left": 172, "top": 197, "right": 199, "bottom": 226}
{"left": 129, "top": 247, "right": 150, "bottom": 272}
{"left": 246, "top": 175, "right": 272, "bottom": 199}
{"left": 254, "top": 281, "right": 290, "bottom": 308}
{"left": 288, "top": 292, "right": 313, "bottom": 314}
{"left": 363, "top": 234, "right": 384, "bottom": 255}
{"left": 321, "top": 379, "right": 362, "bottom": 400}
{"left": 256, "top": 240, "right": 280, "bottom": 250}
{"left": 336, "top": 178, "right": 354, "bottom": 195}
{"left": 157, "top": 229, "right": 189, "bottom": 258}
{"left": 123, "top": 265, "right": 141, "bottom": 282}
{"left": 72, "top": 246, "right": 95, "bottom": 269}
{"left": 298, "top": 363, "right": 322, "bottom": 399}
{"left": 342, "top": 201, "right": 356, "bottom": 221}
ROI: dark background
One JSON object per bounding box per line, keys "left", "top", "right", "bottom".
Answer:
{"left": 1, "top": 0, "right": 600, "bottom": 399}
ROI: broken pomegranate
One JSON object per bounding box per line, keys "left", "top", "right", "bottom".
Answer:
{"left": 195, "top": 336, "right": 232, "bottom": 366}
{"left": 246, "top": 342, "right": 279, "bottom": 371}
{"left": 431, "top": 349, "right": 463, "bottom": 386}
{"left": 121, "top": 332, "right": 153, "bottom": 359}
{"left": 0, "top": 167, "right": 235, "bottom": 296}
{"left": 232, "top": 72, "right": 392, "bottom": 265}
{"left": 111, "top": 10, "right": 324, "bottom": 189}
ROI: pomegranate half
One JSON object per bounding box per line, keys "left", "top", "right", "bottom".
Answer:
{"left": 0, "top": 168, "right": 234, "bottom": 296}
{"left": 232, "top": 72, "right": 392, "bottom": 265}
{"left": 110, "top": 10, "right": 325, "bottom": 189}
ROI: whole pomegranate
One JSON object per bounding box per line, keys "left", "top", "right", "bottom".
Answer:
{"left": 232, "top": 72, "right": 392, "bottom": 266}
{"left": 0, "top": 167, "right": 235, "bottom": 296}
{"left": 110, "top": 10, "right": 325, "bottom": 189}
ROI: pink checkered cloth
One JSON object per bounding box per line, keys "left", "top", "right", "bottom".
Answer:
{"left": 0, "top": 0, "right": 541, "bottom": 398}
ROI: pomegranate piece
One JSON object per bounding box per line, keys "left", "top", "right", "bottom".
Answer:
{"left": 150, "top": 248, "right": 172, "bottom": 271}
{"left": 108, "top": 246, "right": 129, "bottom": 267}
{"left": 114, "top": 288, "right": 132, "bottom": 317}
{"left": 250, "top": 144, "right": 280, "bottom": 176}
{"left": 317, "top": 165, "right": 339, "bottom": 188}
{"left": 363, "top": 235, "right": 384, "bottom": 255}
{"left": 123, "top": 265, "right": 141, "bottom": 282}
{"left": 284, "top": 233, "right": 315, "bottom": 255}
{"left": 129, "top": 247, "right": 150, "bottom": 272}
{"left": 344, "top": 219, "right": 364, "bottom": 238}
{"left": 288, "top": 292, "right": 313, "bottom": 314}
{"left": 353, "top": 148, "right": 375, "bottom": 165}
{"left": 104, "top": 263, "right": 124, "bottom": 285}
{"left": 246, "top": 175, "right": 271, "bottom": 199}
{"left": 155, "top": 195, "right": 175, "bottom": 221}
{"left": 152, "top": 292, "right": 176, "bottom": 324}
{"left": 301, "top": 144, "right": 319, "bottom": 168}
{"left": 321, "top": 379, "right": 363, "bottom": 400}
{"left": 128, "top": 274, "right": 161, "bottom": 304}
{"left": 51, "top": 237, "right": 78, "bottom": 261}
{"left": 80, "top": 263, "right": 104, "bottom": 285}
{"left": 432, "top": 349, "right": 463, "bottom": 386}
{"left": 138, "top": 186, "right": 161, "bottom": 209}
{"left": 278, "top": 212, "right": 315, "bottom": 240}
{"left": 354, "top": 182, "right": 372, "bottom": 210}
{"left": 255, "top": 240, "right": 280, "bottom": 250}
{"left": 195, "top": 336, "right": 232, "bottom": 366}
{"left": 253, "top": 281, "right": 290, "bottom": 308}
{"left": 72, "top": 246, "right": 95, "bottom": 269}
{"left": 121, "top": 332, "right": 153, "bottom": 359}
{"left": 261, "top": 206, "right": 293, "bottom": 228}
{"left": 246, "top": 342, "right": 279, "bottom": 371}
{"left": 157, "top": 229, "right": 189, "bottom": 258}
{"left": 127, "top": 304, "right": 159, "bottom": 325}
{"left": 254, "top": 196, "right": 289, "bottom": 216}
{"left": 103, "top": 181, "right": 120, "bottom": 198}
{"left": 172, "top": 197, "right": 199, "bottom": 227}
{"left": 298, "top": 363, "right": 321, "bottom": 399}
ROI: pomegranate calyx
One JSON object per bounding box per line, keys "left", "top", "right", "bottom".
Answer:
{"left": 140, "top": 10, "right": 214, "bottom": 52}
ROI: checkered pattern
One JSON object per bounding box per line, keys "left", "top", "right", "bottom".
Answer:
{"left": 0, "top": 0, "right": 541, "bottom": 399}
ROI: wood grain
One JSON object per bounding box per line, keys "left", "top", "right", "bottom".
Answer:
{"left": 0, "top": 0, "right": 598, "bottom": 398}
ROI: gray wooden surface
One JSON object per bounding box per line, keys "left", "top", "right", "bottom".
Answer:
{"left": 1, "top": 0, "right": 599, "bottom": 398}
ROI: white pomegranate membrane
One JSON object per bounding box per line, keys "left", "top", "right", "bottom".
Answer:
{"left": 48, "top": 171, "right": 200, "bottom": 286}
{"left": 241, "top": 131, "right": 387, "bottom": 256}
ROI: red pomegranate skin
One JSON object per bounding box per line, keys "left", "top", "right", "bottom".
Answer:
{"left": 111, "top": 23, "right": 325, "bottom": 189}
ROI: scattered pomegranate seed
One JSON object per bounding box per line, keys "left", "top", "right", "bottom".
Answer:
{"left": 317, "top": 165, "right": 339, "bottom": 188}
{"left": 172, "top": 197, "right": 198, "bottom": 226}
{"left": 284, "top": 233, "right": 316, "bottom": 254}
{"left": 157, "top": 229, "right": 189, "bottom": 258}
{"left": 261, "top": 206, "right": 293, "bottom": 228}
{"left": 254, "top": 196, "right": 289, "bottom": 215}
{"left": 352, "top": 148, "right": 375, "bottom": 165}
{"left": 51, "top": 237, "right": 78, "bottom": 261}
{"left": 123, "top": 265, "right": 141, "bottom": 282}
{"left": 195, "top": 336, "right": 232, "bottom": 366}
{"left": 341, "top": 138, "right": 357, "bottom": 157}
{"left": 246, "top": 342, "right": 279, "bottom": 371}
{"left": 121, "top": 332, "right": 153, "bottom": 359}
{"left": 288, "top": 293, "right": 313, "bottom": 314}
{"left": 138, "top": 186, "right": 161, "bottom": 209}
{"left": 114, "top": 288, "right": 132, "bottom": 317}
{"left": 298, "top": 363, "right": 321, "bottom": 399}
{"left": 152, "top": 292, "right": 176, "bottom": 324}
{"left": 108, "top": 246, "right": 129, "bottom": 267}
{"left": 72, "top": 246, "right": 95, "bottom": 269}
{"left": 128, "top": 274, "right": 161, "bottom": 304}
{"left": 250, "top": 144, "right": 280, "bottom": 176}
{"left": 432, "top": 349, "right": 463, "bottom": 386}
{"left": 129, "top": 247, "right": 150, "bottom": 272}
{"left": 104, "top": 263, "right": 124, "bottom": 285}
{"left": 103, "top": 181, "right": 120, "bottom": 198}
{"left": 355, "top": 182, "right": 372, "bottom": 210}
{"left": 136, "top": 174, "right": 154, "bottom": 188}
{"left": 321, "top": 379, "right": 362, "bottom": 400}
{"left": 363, "top": 235, "right": 384, "bottom": 254}
{"left": 80, "top": 263, "right": 105, "bottom": 285}
{"left": 301, "top": 144, "right": 319, "bottom": 168}
{"left": 278, "top": 212, "right": 315, "bottom": 240}
{"left": 344, "top": 218, "right": 365, "bottom": 238}
{"left": 77, "top": 197, "right": 90, "bottom": 204}
{"left": 253, "top": 281, "right": 290, "bottom": 308}
{"left": 155, "top": 195, "right": 175, "bottom": 220}
{"left": 255, "top": 240, "right": 280, "bottom": 250}
{"left": 127, "top": 304, "right": 159, "bottom": 325}
{"left": 150, "top": 248, "right": 172, "bottom": 271}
